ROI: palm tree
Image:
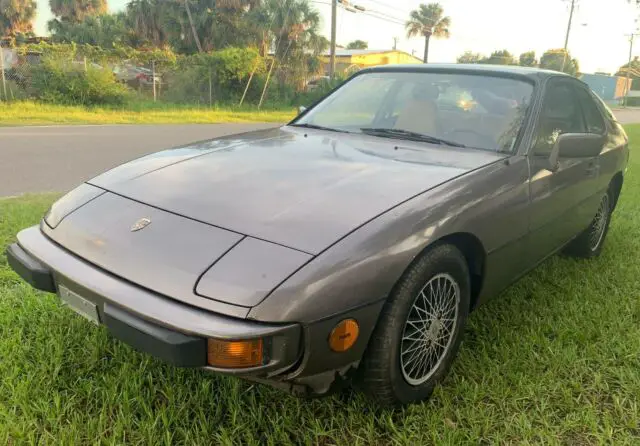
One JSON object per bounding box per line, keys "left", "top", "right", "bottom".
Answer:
{"left": 259, "top": 0, "right": 320, "bottom": 58}
{"left": 182, "top": 0, "right": 203, "bottom": 52}
{"left": 48, "top": 13, "right": 129, "bottom": 47}
{"left": 0, "top": 0, "right": 37, "bottom": 35}
{"left": 125, "top": 0, "right": 168, "bottom": 48}
{"left": 209, "top": 0, "right": 262, "bottom": 51}
{"left": 49, "top": 0, "right": 107, "bottom": 23}
{"left": 253, "top": 0, "right": 323, "bottom": 90}
{"left": 216, "top": 0, "right": 260, "bottom": 9}
{"left": 160, "top": 0, "right": 261, "bottom": 54}
{"left": 405, "top": 3, "right": 450, "bottom": 63}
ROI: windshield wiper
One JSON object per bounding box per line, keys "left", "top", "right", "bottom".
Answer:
{"left": 289, "top": 123, "right": 349, "bottom": 133}
{"left": 360, "top": 128, "right": 466, "bottom": 148}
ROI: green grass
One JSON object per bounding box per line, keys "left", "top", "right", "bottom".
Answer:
{"left": 0, "top": 101, "right": 296, "bottom": 126}
{"left": 1, "top": 129, "right": 640, "bottom": 444}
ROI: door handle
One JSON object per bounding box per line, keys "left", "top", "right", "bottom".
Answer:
{"left": 585, "top": 162, "right": 599, "bottom": 177}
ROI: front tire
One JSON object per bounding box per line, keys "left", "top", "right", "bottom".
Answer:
{"left": 565, "top": 190, "right": 613, "bottom": 258}
{"left": 359, "top": 244, "right": 470, "bottom": 406}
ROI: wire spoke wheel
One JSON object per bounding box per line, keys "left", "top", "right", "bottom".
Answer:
{"left": 400, "top": 273, "right": 460, "bottom": 386}
{"left": 589, "top": 194, "right": 610, "bottom": 252}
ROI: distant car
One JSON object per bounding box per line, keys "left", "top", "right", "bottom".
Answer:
{"left": 113, "top": 64, "right": 161, "bottom": 88}
{"left": 7, "top": 64, "right": 629, "bottom": 406}
{"left": 305, "top": 75, "right": 330, "bottom": 91}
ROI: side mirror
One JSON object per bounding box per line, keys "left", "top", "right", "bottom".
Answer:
{"left": 298, "top": 106, "right": 307, "bottom": 115}
{"left": 548, "top": 133, "right": 604, "bottom": 171}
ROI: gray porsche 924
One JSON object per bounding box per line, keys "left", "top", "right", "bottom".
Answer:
{"left": 7, "top": 64, "right": 629, "bottom": 406}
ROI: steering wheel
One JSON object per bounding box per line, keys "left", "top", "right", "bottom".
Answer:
{"left": 442, "top": 129, "right": 497, "bottom": 149}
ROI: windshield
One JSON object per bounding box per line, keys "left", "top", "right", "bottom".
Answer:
{"left": 293, "top": 71, "right": 534, "bottom": 152}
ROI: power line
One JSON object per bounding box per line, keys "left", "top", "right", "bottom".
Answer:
{"left": 311, "top": 0, "right": 405, "bottom": 25}
{"left": 364, "top": 8, "right": 406, "bottom": 24}
{"left": 361, "top": 10, "right": 405, "bottom": 26}
{"left": 359, "top": 0, "right": 410, "bottom": 14}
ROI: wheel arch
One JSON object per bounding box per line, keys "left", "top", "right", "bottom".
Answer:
{"left": 436, "top": 232, "right": 487, "bottom": 311}
{"left": 392, "top": 232, "right": 486, "bottom": 313}
{"left": 610, "top": 171, "right": 624, "bottom": 211}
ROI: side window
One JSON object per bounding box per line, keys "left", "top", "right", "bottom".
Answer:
{"left": 575, "top": 87, "right": 607, "bottom": 134}
{"left": 591, "top": 91, "right": 616, "bottom": 121}
{"left": 533, "top": 80, "right": 586, "bottom": 155}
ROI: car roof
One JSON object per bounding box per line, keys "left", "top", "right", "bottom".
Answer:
{"left": 361, "top": 63, "right": 569, "bottom": 82}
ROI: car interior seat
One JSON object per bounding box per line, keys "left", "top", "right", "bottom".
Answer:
{"left": 394, "top": 83, "right": 439, "bottom": 135}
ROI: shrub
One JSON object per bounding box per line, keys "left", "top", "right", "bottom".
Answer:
{"left": 29, "top": 57, "right": 130, "bottom": 105}
{"left": 161, "top": 47, "right": 265, "bottom": 105}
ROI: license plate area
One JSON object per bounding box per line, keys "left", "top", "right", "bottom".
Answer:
{"left": 58, "top": 285, "right": 100, "bottom": 325}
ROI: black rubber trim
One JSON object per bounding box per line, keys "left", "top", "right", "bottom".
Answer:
{"left": 103, "top": 303, "right": 207, "bottom": 367}
{"left": 6, "top": 243, "right": 55, "bottom": 292}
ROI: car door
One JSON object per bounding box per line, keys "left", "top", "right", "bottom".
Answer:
{"left": 527, "top": 77, "right": 604, "bottom": 263}
{"left": 572, "top": 84, "right": 612, "bottom": 198}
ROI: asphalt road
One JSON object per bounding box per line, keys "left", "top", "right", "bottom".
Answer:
{"left": 0, "top": 123, "right": 277, "bottom": 197}
{"left": 2, "top": 108, "right": 640, "bottom": 197}
{"left": 609, "top": 108, "right": 640, "bottom": 124}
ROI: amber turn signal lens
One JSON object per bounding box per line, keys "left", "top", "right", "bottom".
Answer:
{"left": 207, "top": 338, "right": 264, "bottom": 368}
{"left": 329, "top": 319, "right": 359, "bottom": 352}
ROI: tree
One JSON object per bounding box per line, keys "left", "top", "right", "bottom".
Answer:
{"left": 615, "top": 56, "right": 640, "bottom": 77}
{"left": 616, "top": 56, "right": 640, "bottom": 89}
{"left": 484, "top": 49, "right": 517, "bottom": 65}
{"left": 405, "top": 3, "right": 450, "bottom": 63}
{"left": 457, "top": 51, "right": 484, "bottom": 64}
{"left": 208, "top": 0, "right": 263, "bottom": 51}
{"left": 182, "top": 0, "right": 203, "bottom": 52}
{"left": 0, "top": 0, "right": 37, "bottom": 35}
{"left": 539, "top": 48, "right": 579, "bottom": 76}
{"left": 49, "top": 0, "right": 107, "bottom": 23}
{"left": 256, "top": 0, "right": 325, "bottom": 91}
{"left": 150, "top": 0, "right": 264, "bottom": 54}
{"left": 257, "top": 0, "right": 323, "bottom": 62}
{"left": 125, "top": 0, "right": 169, "bottom": 48}
{"left": 346, "top": 39, "right": 368, "bottom": 50}
{"left": 48, "top": 13, "right": 131, "bottom": 48}
{"left": 519, "top": 51, "right": 537, "bottom": 67}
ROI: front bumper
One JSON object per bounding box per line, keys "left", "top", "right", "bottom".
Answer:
{"left": 6, "top": 226, "right": 302, "bottom": 377}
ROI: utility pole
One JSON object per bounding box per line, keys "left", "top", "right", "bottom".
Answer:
{"left": 393, "top": 37, "right": 398, "bottom": 50}
{"left": 0, "top": 44, "right": 6, "bottom": 101}
{"left": 329, "top": 0, "right": 337, "bottom": 79}
{"left": 328, "top": 1, "right": 366, "bottom": 78}
{"left": 561, "top": 0, "right": 576, "bottom": 72}
{"left": 624, "top": 33, "right": 638, "bottom": 108}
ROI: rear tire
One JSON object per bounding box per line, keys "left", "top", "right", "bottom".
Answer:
{"left": 564, "top": 189, "right": 613, "bottom": 258}
{"left": 358, "top": 244, "right": 470, "bottom": 406}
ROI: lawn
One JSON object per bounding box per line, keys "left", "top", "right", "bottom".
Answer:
{"left": 1, "top": 128, "right": 639, "bottom": 444}
{"left": 0, "top": 101, "right": 296, "bottom": 126}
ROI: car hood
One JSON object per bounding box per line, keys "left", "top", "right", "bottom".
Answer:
{"left": 88, "top": 126, "right": 506, "bottom": 254}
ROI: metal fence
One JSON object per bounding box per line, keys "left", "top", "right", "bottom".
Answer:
{"left": 0, "top": 46, "right": 328, "bottom": 107}
{"left": 2, "top": 47, "right": 180, "bottom": 103}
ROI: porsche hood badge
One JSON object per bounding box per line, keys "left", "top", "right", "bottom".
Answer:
{"left": 131, "top": 217, "right": 152, "bottom": 232}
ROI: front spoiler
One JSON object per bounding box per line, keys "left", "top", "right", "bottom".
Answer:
{"left": 6, "top": 226, "right": 302, "bottom": 376}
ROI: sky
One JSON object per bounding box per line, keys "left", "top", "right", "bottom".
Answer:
{"left": 33, "top": 0, "right": 640, "bottom": 74}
